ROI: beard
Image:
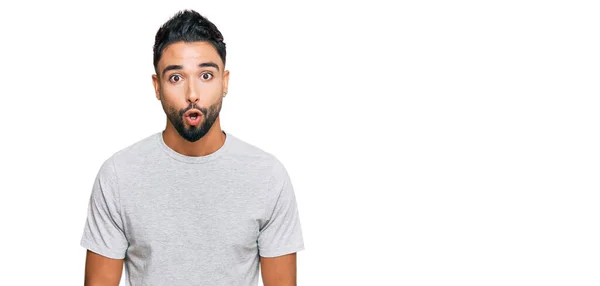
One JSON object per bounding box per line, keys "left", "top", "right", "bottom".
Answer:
{"left": 161, "top": 97, "right": 223, "bottom": 143}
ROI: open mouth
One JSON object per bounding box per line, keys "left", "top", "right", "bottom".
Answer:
{"left": 184, "top": 109, "right": 202, "bottom": 126}
{"left": 184, "top": 109, "right": 202, "bottom": 118}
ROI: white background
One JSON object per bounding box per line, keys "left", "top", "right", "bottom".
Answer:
{"left": 0, "top": 0, "right": 598, "bottom": 285}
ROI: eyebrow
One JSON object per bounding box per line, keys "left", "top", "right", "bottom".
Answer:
{"left": 199, "top": 62, "right": 220, "bottom": 71}
{"left": 161, "top": 62, "right": 220, "bottom": 77}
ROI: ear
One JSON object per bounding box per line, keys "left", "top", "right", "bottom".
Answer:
{"left": 152, "top": 74, "right": 160, "bottom": 100}
{"left": 222, "top": 69, "right": 230, "bottom": 96}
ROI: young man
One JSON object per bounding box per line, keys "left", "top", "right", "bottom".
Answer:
{"left": 80, "top": 9, "right": 304, "bottom": 285}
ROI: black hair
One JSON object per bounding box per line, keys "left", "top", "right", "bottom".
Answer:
{"left": 153, "top": 10, "right": 226, "bottom": 73}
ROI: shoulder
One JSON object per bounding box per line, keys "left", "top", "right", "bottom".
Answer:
{"left": 99, "top": 132, "right": 161, "bottom": 172}
{"left": 225, "top": 132, "right": 291, "bottom": 183}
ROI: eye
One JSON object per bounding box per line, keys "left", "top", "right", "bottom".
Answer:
{"left": 201, "top": 72, "right": 213, "bottom": 80}
{"left": 169, "top": 74, "right": 182, "bottom": 83}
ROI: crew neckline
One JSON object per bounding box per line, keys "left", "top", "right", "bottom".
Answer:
{"left": 156, "top": 130, "right": 232, "bottom": 164}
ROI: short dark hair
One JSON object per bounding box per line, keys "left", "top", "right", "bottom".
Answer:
{"left": 153, "top": 10, "right": 226, "bottom": 73}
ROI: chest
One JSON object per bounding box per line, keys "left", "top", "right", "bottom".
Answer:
{"left": 119, "top": 169, "right": 268, "bottom": 254}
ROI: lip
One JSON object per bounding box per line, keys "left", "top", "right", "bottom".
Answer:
{"left": 184, "top": 109, "right": 203, "bottom": 117}
{"left": 183, "top": 109, "right": 202, "bottom": 126}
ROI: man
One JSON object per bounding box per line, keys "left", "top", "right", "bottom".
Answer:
{"left": 80, "top": 9, "right": 304, "bottom": 285}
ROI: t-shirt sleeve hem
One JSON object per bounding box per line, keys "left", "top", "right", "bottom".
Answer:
{"left": 259, "top": 244, "right": 305, "bottom": 258}
{"left": 80, "top": 238, "right": 126, "bottom": 260}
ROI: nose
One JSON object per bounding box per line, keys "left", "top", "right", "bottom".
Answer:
{"left": 186, "top": 81, "right": 200, "bottom": 104}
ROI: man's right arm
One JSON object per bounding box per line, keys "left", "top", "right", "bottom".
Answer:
{"left": 84, "top": 250, "right": 124, "bottom": 286}
{"left": 81, "top": 158, "right": 128, "bottom": 285}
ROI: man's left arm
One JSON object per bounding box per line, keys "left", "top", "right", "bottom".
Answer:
{"left": 260, "top": 253, "right": 297, "bottom": 286}
{"left": 258, "top": 159, "right": 305, "bottom": 285}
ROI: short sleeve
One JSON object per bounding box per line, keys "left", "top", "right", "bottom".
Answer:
{"left": 80, "top": 158, "right": 129, "bottom": 259}
{"left": 258, "top": 160, "right": 305, "bottom": 257}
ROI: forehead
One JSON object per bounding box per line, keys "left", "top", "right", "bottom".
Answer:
{"left": 159, "top": 41, "right": 222, "bottom": 69}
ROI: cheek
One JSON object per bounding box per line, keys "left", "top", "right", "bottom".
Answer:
{"left": 160, "top": 85, "right": 187, "bottom": 106}
{"left": 161, "top": 83, "right": 183, "bottom": 95}
{"left": 197, "top": 83, "right": 222, "bottom": 102}
{"left": 159, "top": 91, "right": 181, "bottom": 111}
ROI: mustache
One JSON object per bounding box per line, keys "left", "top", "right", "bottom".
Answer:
{"left": 179, "top": 104, "right": 208, "bottom": 117}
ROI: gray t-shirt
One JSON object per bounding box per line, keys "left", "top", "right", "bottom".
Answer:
{"left": 80, "top": 130, "right": 305, "bottom": 285}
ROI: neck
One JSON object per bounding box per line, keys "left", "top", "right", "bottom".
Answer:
{"left": 162, "top": 117, "right": 226, "bottom": 157}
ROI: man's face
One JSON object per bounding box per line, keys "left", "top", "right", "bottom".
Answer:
{"left": 152, "top": 41, "right": 229, "bottom": 142}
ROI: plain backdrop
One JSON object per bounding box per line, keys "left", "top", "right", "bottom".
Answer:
{"left": 0, "top": 0, "right": 599, "bottom": 285}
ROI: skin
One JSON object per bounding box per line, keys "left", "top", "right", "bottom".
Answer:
{"left": 153, "top": 41, "right": 230, "bottom": 156}
{"left": 84, "top": 251, "right": 123, "bottom": 285}
{"left": 84, "top": 41, "right": 297, "bottom": 285}
{"left": 260, "top": 253, "right": 298, "bottom": 286}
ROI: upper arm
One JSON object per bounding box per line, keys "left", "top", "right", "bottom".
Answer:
{"left": 258, "top": 160, "right": 304, "bottom": 285}
{"left": 260, "top": 253, "right": 297, "bottom": 286}
{"left": 80, "top": 158, "right": 129, "bottom": 285}
{"left": 257, "top": 159, "right": 305, "bottom": 257}
{"left": 84, "top": 250, "right": 124, "bottom": 286}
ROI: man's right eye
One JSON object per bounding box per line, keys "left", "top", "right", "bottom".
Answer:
{"left": 169, "top": 75, "right": 182, "bottom": 83}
